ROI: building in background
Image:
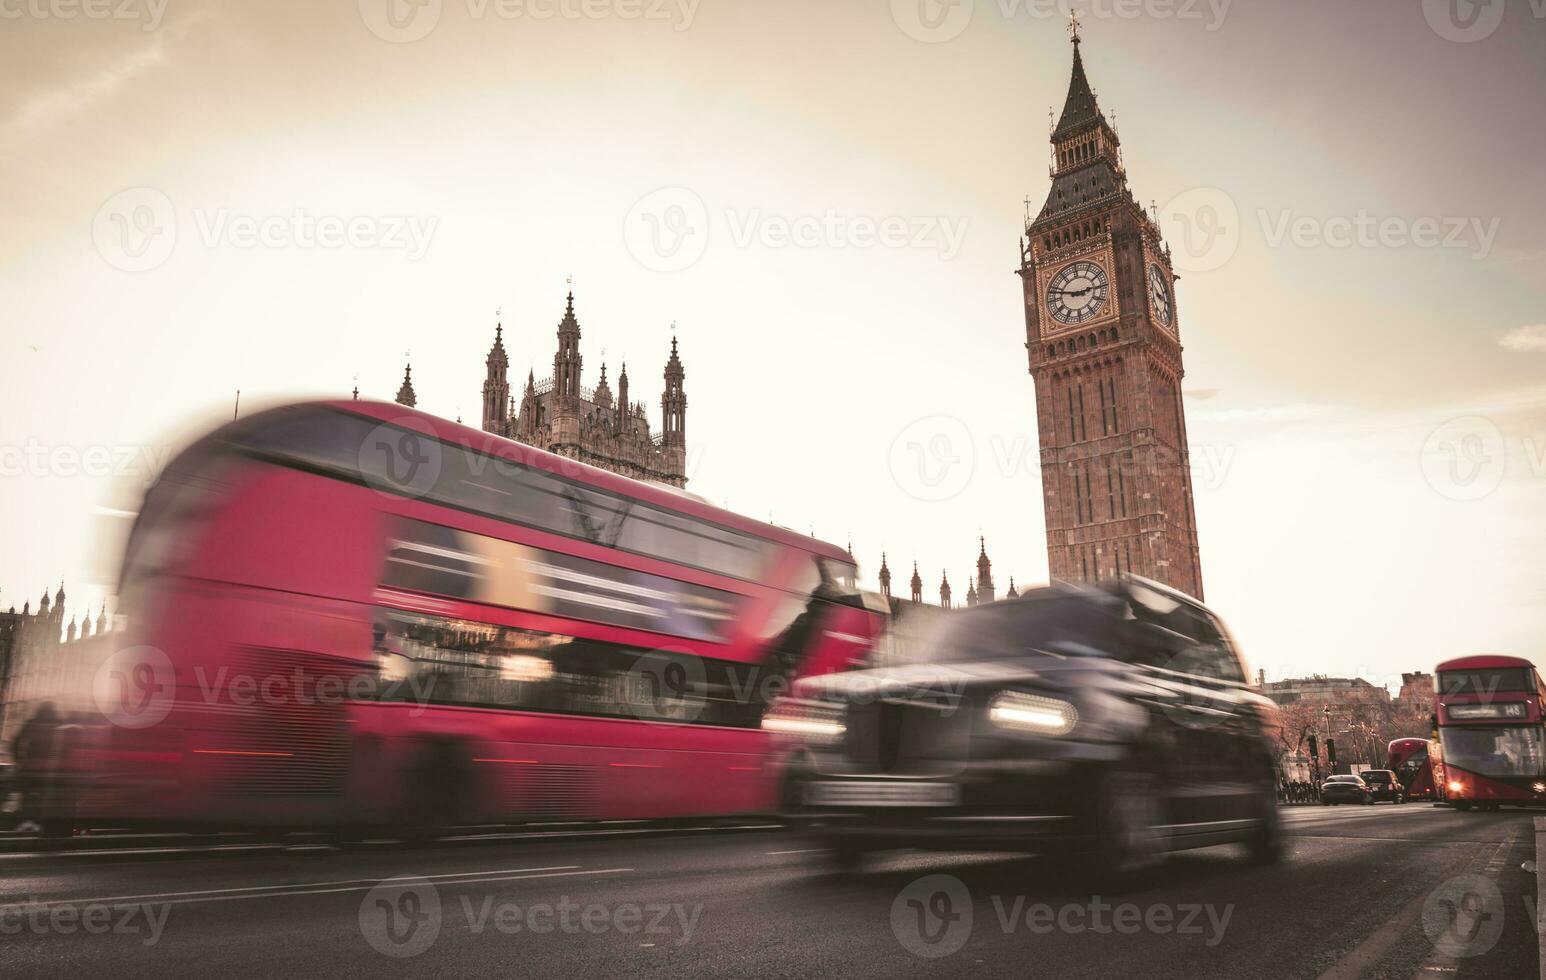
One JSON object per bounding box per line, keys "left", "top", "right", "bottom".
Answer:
{"left": 478, "top": 292, "right": 687, "bottom": 487}
{"left": 0, "top": 584, "right": 114, "bottom": 758}
{"left": 1019, "top": 28, "right": 1204, "bottom": 599}
{"left": 377, "top": 290, "right": 688, "bottom": 487}
{"left": 1263, "top": 675, "right": 1393, "bottom": 708}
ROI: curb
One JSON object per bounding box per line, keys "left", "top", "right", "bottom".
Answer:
{"left": 0, "top": 819, "right": 782, "bottom": 859}
{"left": 1535, "top": 816, "right": 1546, "bottom": 980}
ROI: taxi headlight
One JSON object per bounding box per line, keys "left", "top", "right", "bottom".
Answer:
{"left": 762, "top": 702, "right": 845, "bottom": 743}
{"left": 989, "top": 691, "right": 1078, "bottom": 736}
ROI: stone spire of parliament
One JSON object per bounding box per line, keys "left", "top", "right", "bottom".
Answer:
{"left": 479, "top": 290, "right": 688, "bottom": 487}
{"left": 1017, "top": 24, "right": 1205, "bottom": 599}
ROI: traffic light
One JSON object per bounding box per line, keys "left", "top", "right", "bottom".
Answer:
{"left": 1308, "top": 734, "right": 1318, "bottom": 759}
{"left": 1327, "top": 739, "right": 1337, "bottom": 766}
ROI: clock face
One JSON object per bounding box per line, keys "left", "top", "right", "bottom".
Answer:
{"left": 1148, "top": 263, "right": 1173, "bottom": 327}
{"left": 1046, "top": 261, "right": 1110, "bottom": 326}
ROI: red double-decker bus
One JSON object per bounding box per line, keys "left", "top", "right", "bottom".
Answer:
{"left": 20, "top": 400, "right": 883, "bottom": 835}
{"left": 1386, "top": 737, "right": 1437, "bottom": 801}
{"left": 1433, "top": 655, "right": 1546, "bottom": 811}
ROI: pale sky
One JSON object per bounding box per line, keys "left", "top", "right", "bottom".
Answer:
{"left": 2, "top": 0, "right": 1543, "bottom": 691}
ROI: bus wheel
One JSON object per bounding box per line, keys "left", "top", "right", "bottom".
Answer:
{"left": 38, "top": 820, "right": 74, "bottom": 845}
{"left": 402, "top": 744, "right": 470, "bottom": 841}
{"left": 1453, "top": 801, "right": 1473, "bottom": 812}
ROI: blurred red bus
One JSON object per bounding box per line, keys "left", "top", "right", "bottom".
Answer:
{"left": 1433, "top": 655, "right": 1546, "bottom": 811}
{"left": 25, "top": 401, "right": 883, "bottom": 834}
{"left": 1386, "top": 737, "right": 1436, "bottom": 800}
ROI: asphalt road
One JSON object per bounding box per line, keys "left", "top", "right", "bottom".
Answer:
{"left": 0, "top": 805, "right": 1537, "bottom": 979}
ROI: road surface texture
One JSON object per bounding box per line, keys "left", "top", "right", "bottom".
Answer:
{"left": 0, "top": 804, "right": 1536, "bottom": 978}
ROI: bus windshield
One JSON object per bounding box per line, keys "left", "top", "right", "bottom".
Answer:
{"left": 1440, "top": 725, "right": 1546, "bottom": 777}
{"left": 1438, "top": 668, "right": 1532, "bottom": 696}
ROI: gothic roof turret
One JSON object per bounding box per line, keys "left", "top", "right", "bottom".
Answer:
{"left": 395, "top": 363, "right": 417, "bottom": 408}
{"left": 595, "top": 363, "right": 613, "bottom": 409}
{"left": 488, "top": 322, "right": 508, "bottom": 366}
{"left": 664, "top": 335, "right": 684, "bottom": 382}
{"left": 558, "top": 291, "right": 580, "bottom": 337}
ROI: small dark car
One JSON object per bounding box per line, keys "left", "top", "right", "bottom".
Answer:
{"left": 772, "top": 577, "right": 1282, "bottom": 882}
{"left": 1358, "top": 769, "right": 1405, "bottom": 804}
{"left": 1320, "top": 774, "right": 1372, "bottom": 805}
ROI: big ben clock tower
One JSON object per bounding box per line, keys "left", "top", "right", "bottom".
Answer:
{"left": 1019, "top": 21, "right": 1204, "bottom": 599}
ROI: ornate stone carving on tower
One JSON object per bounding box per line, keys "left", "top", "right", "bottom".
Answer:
{"left": 479, "top": 292, "right": 688, "bottom": 487}
{"left": 1018, "top": 27, "right": 1204, "bottom": 599}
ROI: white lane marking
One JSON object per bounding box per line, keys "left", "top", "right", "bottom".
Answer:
{"left": 0, "top": 844, "right": 279, "bottom": 861}
{"left": 765, "top": 849, "right": 822, "bottom": 856}
{"left": 0, "top": 865, "right": 612, "bottom": 913}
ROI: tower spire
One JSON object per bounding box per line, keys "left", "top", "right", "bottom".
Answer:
{"left": 395, "top": 362, "right": 417, "bottom": 408}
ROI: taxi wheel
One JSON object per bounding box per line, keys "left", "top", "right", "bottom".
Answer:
{"left": 1090, "top": 765, "right": 1163, "bottom": 888}
{"left": 1245, "top": 781, "right": 1282, "bottom": 866}
{"left": 826, "top": 836, "right": 870, "bottom": 874}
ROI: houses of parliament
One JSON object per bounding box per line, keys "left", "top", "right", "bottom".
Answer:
{"left": 387, "top": 290, "right": 689, "bottom": 489}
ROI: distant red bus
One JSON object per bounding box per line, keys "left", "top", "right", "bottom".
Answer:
{"left": 24, "top": 401, "right": 883, "bottom": 834}
{"left": 1433, "top": 654, "right": 1546, "bottom": 811}
{"left": 1386, "top": 737, "right": 1436, "bottom": 800}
